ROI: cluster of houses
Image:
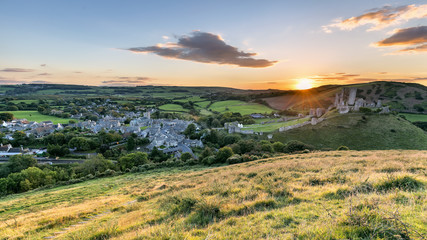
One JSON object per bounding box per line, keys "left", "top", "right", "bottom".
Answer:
{"left": 1, "top": 119, "right": 64, "bottom": 139}
{"left": 0, "top": 108, "right": 203, "bottom": 158}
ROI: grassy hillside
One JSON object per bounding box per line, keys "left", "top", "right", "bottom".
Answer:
{"left": 272, "top": 113, "right": 427, "bottom": 150}
{"left": 263, "top": 82, "right": 427, "bottom": 113}
{"left": 0, "top": 150, "right": 426, "bottom": 239}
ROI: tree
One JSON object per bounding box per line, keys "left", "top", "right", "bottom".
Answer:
{"left": 184, "top": 123, "right": 196, "bottom": 137}
{"left": 211, "top": 119, "right": 221, "bottom": 128}
{"left": 0, "top": 112, "right": 14, "bottom": 122}
{"left": 272, "top": 142, "right": 285, "bottom": 152}
{"left": 118, "top": 152, "right": 149, "bottom": 171}
{"left": 180, "top": 152, "right": 193, "bottom": 162}
{"left": 200, "top": 147, "right": 213, "bottom": 160}
{"left": 12, "top": 131, "right": 28, "bottom": 147}
{"left": 149, "top": 147, "right": 168, "bottom": 163}
{"left": 44, "top": 133, "right": 67, "bottom": 145}
{"left": 47, "top": 144, "right": 70, "bottom": 157}
{"left": 0, "top": 155, "right": 37, "bottom": 178}
{"left": 283, "top": 140, "right": 314, "bottom": 153}
{"left": 68, "top": 137, "right": 90, "bottom": 151}
{"left": 75, "top": 155, "right": 115, "bottom": 176}
{"left": 216, "top": 147, "right": 233, "bottom": 163}
{"left": 126, "top": 137, "right": 136, "bottom": 151}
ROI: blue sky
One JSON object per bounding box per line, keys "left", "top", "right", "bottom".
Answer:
{"left": 1, "top": 0, "right": 426, "bottom": 89}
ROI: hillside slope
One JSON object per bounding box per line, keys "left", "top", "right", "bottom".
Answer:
{"left": 263, "top": 81, "right": 427, "bottom": 113}
{"left": 272, "top": 113, "right": 427, "bottom": 150}
{"left": 0, "top": 150, "right": 426, "bottom": 239}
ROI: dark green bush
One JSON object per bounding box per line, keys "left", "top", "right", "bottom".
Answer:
{"left": 283, "top": 140, "right": 314, "bottom": 153}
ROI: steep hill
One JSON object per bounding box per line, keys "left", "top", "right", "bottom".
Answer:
{"left": 272, "top": 113, "right": 427, "bottom": 150}
{"left": 0, "top": 150, "right": 426, "bottom": 239}
{"left": 263, "top": 81, "right": 427, "bottom": 113}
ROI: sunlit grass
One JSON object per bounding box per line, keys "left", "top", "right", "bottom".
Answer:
{"left": 0, "top": 150, "right": 426, "bottom": 239}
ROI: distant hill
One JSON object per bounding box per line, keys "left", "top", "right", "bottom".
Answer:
{"left": 263, "top": 81, "right": 427, "bottom": 113}
{"left": 272, "top": 112, "right": 427, "bottom": 150}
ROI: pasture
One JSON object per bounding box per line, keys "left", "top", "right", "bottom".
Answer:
{"left": 209, "top": 100, "right": 274, "bottom": 115}
{"left": 0, "top": 111, "right": 74, "bottom": 124}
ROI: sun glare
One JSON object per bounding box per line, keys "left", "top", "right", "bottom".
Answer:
{"left": 295, "top": 78, "right": 313, "bottom": 90}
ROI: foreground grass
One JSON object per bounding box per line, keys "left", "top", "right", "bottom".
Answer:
{"left": 0, "top": 111, "right": 73, "bottom": 124}
{"left": 0, "top": 150, "right": 426, "bottom": 239}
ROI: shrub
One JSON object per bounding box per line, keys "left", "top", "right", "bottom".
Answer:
{"left": 215, "top": 147, "right": 233, "bottom": 163}
{"left": 163, "top": 195, "right": 198, "bottom": 215}
{"left": 283, "top": 140, "right": 314, "bottom": 153}
{"left": 375, "top": 176, "right": 424, "bottom": 192}
{"left": 337, "top": 145, "right": 350, "bottom": 151}
{"left": 226, "top": 154, "right": 242, "bottom": 164}
{"left": 336, "top": 203, "right": 411, "bottom": 239}
{"left": 186, "top": 200, "right": 222, "bottom": 226}
{"left": 272, "top": 142, "right": 285, "bottom": 152}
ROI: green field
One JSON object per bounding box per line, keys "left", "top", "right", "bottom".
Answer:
{"left": 243, "top": 118, "right": 309, "bottom": 132}
{"left": 9, "top": 100, "right": 39, "bottom": 104}
{"left": 401, "top": 113, "right": 427, "bottom": 122}
{"left": 158, "top": 104, "right": 189, "bottom": 112}
{"left": 174, "top": 96, "right": 206, "bottom": 103}
{"left": 1, "top": 150, "right": 426, "bottom": 239}
{"left": 0, "top": 111, "right": 74, "bottom": 124}
{"left": 195, "top": 101, "right": 211, "bottom": 108}
{"left": 273, "top": 113, "right": 427, "bottom": 150}
{"left": 209, "top": 100, "right": 274, "bottom": 115}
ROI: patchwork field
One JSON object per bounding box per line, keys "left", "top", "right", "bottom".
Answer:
{"left": 0, "top": 111, "right": 74, "bottom": 124}
{"left": 209, "top": 100, "right": 274, "bottom": 115}
{"left": 158, "top": 104, "right": 189, "bottom": 112}
{"left": 401, "top": 113, "right": 427, "bottom": 122}
{"left": 243, "top": 118, "right": 309, "bottom": 132}
{"left": 0, "top": 150, "right": 426, "bottom": 239}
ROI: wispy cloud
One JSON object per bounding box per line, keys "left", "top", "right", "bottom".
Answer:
{"left": 101, "top": 76, "right": 153, "bottom": 86}
{"left": 304, "top": 72, "right": 427, "bottom": 85}
{"left": 1, "top": 68, "right": 34, "bottom": 72}
{"left": 37, "top": 73, "right": 51, "bottom": 76}
{"left": 31, "top": 80, "right": 51, "bottom": 84}
{"left": 126, "top": 31, "right": 277, "bottom": 68}
{"left": 375, "top": 26, "right": 427, "bottom": 53}
{"left": 323, "top": 4, "right": 427, "bottom": 32}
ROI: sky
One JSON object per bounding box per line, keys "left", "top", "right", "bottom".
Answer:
{"left": 1, "top": 0, "right": 427, "bottom": 90}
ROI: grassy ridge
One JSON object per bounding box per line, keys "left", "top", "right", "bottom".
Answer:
{"left": 158, "top": 104, "right": 189, "bottom": 113}
{"left": 0, "top": 150, "right": 425, "bottom": 239}
{"left": 0, "top": 111, "right": 73, "bottom": 124}
{"left": 273, "top": 113, "right": 427, "bottom": 150}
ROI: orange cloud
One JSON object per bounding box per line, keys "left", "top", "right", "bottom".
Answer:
{"left": 375, "top": 26, "right": 427, "bottom": 53}
{"left": 324, "top": 4, "right": 427, "bottom": 32}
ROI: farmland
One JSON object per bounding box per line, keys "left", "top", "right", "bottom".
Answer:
{"left": 0, "top": 150, "right": 425, "bottom": 239}
{"left": 209, "top": 100, "right": 274, "bottom": 115}
{"left": 243, "top": 117, "right": 309, "bottom": 132}
{"left": 401, "top": 113, "right": 427, "bottom": 122}
{"left": 0, "top": 111, "right": 74, "bottom": 124}
{"left": 158, "top": 104, "right": 189, "bottom": 112}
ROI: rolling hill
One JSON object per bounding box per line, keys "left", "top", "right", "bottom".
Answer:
{"left": 263, "top": 81, "right": 427, "bottom": 113}
{"left": 271, "top": 112, "right": 427, "bottom": 150}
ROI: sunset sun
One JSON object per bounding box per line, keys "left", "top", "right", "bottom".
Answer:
{"left": 295, "top": 78, "right": 313, "bottom": 90}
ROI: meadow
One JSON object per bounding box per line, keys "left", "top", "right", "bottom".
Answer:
{"left": 158, "top": 104, "right": 189, "bottom": 113}
{"left": 243, "top": 118, "right": 309, "bottom": 132}
{"left": 209, "top": 100, "right": 274, "bottom": 115}
{"left": 0, "top": 150, "right": 425, "bottom": 239}
{"left": 401, "top": 113, "right": 427, "bottom": 122}
{"left": 0, "top": 111, "right": 73, "bottom": 124}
